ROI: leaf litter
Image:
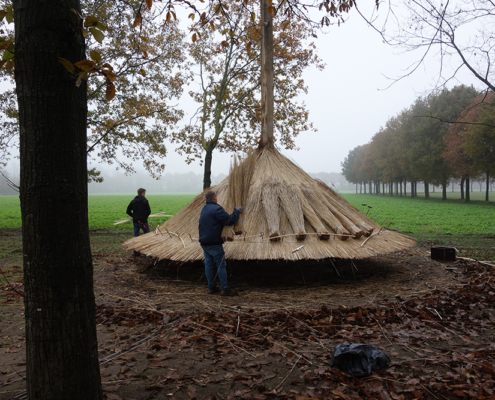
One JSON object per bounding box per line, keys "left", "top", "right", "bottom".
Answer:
{"left": 1, "top": 246, "right": 494, "bottom": 400}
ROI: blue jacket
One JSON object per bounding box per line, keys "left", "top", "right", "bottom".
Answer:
{"left": 199, "top": 201, "right": 240, "bottom": 245}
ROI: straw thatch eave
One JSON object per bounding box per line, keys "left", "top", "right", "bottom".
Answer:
{"left": 123, "top": 146, "right": 416, "bottom": 261}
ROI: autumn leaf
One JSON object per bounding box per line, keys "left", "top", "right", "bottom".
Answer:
{"left": 58, "top": 58, "right": 75, "bottom": 74}
{"left": 89, "top": 27, "right": 104, "bottom": 44}
{"left": 5, "top": 60, "right": 13, "bottom": 71}
{"left": 75, "top": 71, "right": 87, "bottom": 87}
{"left": 146, "top": 0, "right": 153, "bottom": 10}
{"left": 188, "top": 13, "right": 195, "bottom": 20}
{"left": 221, "top": 41, "right": 229, "bottom": 48}
{"left": 84, "top": 15, "right": 99, "bottom": 28}
{"left": 101, "top": 63, "right": 113, "bottom": 71}
{"left": 2, "top": 49, "right": 13, "bottom": 61}
{"left": 187, "top": 385, "right": 197, "bottom": 399}
{"left": 105, "top": 79, "right": 116, "bottom": 101}
{"left": 5, "top": 6, "right": 13, "bottom": 24}
{"left": 139, "top": 69, "right": 146, "bottom": 77}
{"left": 133, "top": 13, "right": 142, "bottom": 28}
{"left": 246, "top": 42, "right": 251, "bottom": 54}
{"left": 192, "top": 33, "right": 197, "bottom": 43}
{"left": 89, "top": 50, "right": 101, "bottom": 64}
{"left": 74, "top": 59, "right": 98, "bottom": 73}
{"left": 267, "top": 6, "right": 276, "bottom": 16}
{"left": 102, "top": 69, "right": 117, "bottom": 82}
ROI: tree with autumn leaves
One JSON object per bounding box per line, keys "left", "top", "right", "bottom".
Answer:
{"left": 341, "top": 86, "right": 484, "bottom": 201}
{"left": 0, "top": 0, "right": 190, "bottom": 179}
{"left": 443, "top": 92, "right": 495, "bottom": 202}
{"left": 172, "top": 0, "right": 323, "bottom": 189}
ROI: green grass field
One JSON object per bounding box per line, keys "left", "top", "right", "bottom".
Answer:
{"left": 1, "top": 191, "right": 494, "bottom": 233}
{"left": 1, "top": 191, "right": 494, "bottom": 261}
{"left": 343, "top": 192, "right": 495, "bottom": 235}
{"left": 0, "top": 194, "right": 196, "bottom": 230}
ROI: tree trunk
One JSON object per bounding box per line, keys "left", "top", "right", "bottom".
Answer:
{"left": 442, "top": 182, "right": 447, "bottom": 201}
{"left": 404, "top": 180, "right": 407, "bottom": 196}
{"left": 203, "top": 144, "right": 214, "bottom": 190}
{"left": 465, "top": 177, "right": 470, "bottom": 203}
{"left": 14, "top": 0, "right": 103, "bottom": 398}
{"left": 363, "top": 181, "right": 367, "bottom": 194}
{"left": 425, "top": 181, "right": 429, "bottom": 199}
{"left": 486, "top": 171, "right": 490, "bottom": 201}
{"left": 382, "top": 182, "right": 385, "bottom": 195}
{"left": 369, "top": 181, "right": 372, "bottom": 194}
{"left": 460, "top": 177, "right": 465, "bottom": 200}
{"left": 355, "top": 183, "right": 357, "bottom": 194}
{"left": 259, "top": 0, "right": 274, "bottom": 147}
{"left": 399, "top": 180, "right": 403, "bottom": 197}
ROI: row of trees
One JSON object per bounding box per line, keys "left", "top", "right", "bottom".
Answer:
{"left": 341, "top": 86, "right": 495, "bottom": 202}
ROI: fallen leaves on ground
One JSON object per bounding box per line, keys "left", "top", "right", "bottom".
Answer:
{"left": 90, "top": 259, "right": 495, "bottom": 399}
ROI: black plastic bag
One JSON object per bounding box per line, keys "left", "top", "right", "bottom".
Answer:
{"left": 330, "top": 344, "right": 391, "bottom": 377}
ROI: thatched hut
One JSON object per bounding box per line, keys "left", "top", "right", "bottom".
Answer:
{"left": 124, "top": 0, "right": 415, "bottom": 261}
{"left": 123, "top": 145, "right": 415, "bottom": 261}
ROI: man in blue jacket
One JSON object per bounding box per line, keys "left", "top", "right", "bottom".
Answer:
{"left": 199, "top": 190, "right": 242, "bottom": 296}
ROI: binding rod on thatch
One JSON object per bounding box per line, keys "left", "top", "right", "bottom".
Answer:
{"left": 358, "top": 222, "right": 374, "bottom": 237}
{"left": 261, "top": 232, "right": 352, "bottom": 241}
{"left": 360, "top": 222, "right": 392, "bottom": 247}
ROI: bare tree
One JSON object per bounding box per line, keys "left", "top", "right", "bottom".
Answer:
{"left": 385, "top": 0, "right": 495, "bottom": 91}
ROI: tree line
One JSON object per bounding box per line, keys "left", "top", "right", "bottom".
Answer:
{"left": 341, "top": 86, "right": 495, "bottom": 202}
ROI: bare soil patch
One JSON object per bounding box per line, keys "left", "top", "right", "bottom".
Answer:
{"left": 1, "top": 229, "right": 494, "bottom": 400}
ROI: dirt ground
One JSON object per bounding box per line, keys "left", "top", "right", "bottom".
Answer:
{"left": 1, "top": 230, "right": 495, "bottom": 400}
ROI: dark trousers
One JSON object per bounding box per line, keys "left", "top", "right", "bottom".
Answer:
{"left": 133, "top": 222, "right": 150, "bottom": 237}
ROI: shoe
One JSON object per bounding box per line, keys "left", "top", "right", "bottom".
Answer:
{"left": 207, "top": 286, "right": 219, "bottom": 295}
{"left": 220, "top": 288, "right": 238, "bottom": 297}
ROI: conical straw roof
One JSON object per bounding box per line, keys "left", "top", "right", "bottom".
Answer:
{"left": 124, "top": 146, "right": 416, "bottom": 261}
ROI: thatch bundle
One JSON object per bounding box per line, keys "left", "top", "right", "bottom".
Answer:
{"left": 124, "top": 146, "right": 416, "bottom": 261}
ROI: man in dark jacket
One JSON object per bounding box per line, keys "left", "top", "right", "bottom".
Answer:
{"left": 127, "top": 188, "right": 151, "bottom": 237}
{"left": 199, "top": 190, "right": 242, "bottom": 296}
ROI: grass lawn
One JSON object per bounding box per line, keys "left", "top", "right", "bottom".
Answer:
{"left": 0, "top": 193, "right": 197, "bottom": 230}
{"left": 1, "top": 190, "right": 494, "bottom": 260}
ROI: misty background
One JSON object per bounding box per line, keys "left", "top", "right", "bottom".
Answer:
{"left": 0, "top": 1, "right": 485, "bottom": 196}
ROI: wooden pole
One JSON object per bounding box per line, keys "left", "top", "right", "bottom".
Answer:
{"left": 260, "top": 0, "right": 274, "bottom": 147}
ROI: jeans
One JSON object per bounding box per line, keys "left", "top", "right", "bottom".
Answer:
{"left": 201, "top": 244, "right": 229, "bottom": 289}
{"left": 133, "top": 222, "right": 150, "bottom": 237}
